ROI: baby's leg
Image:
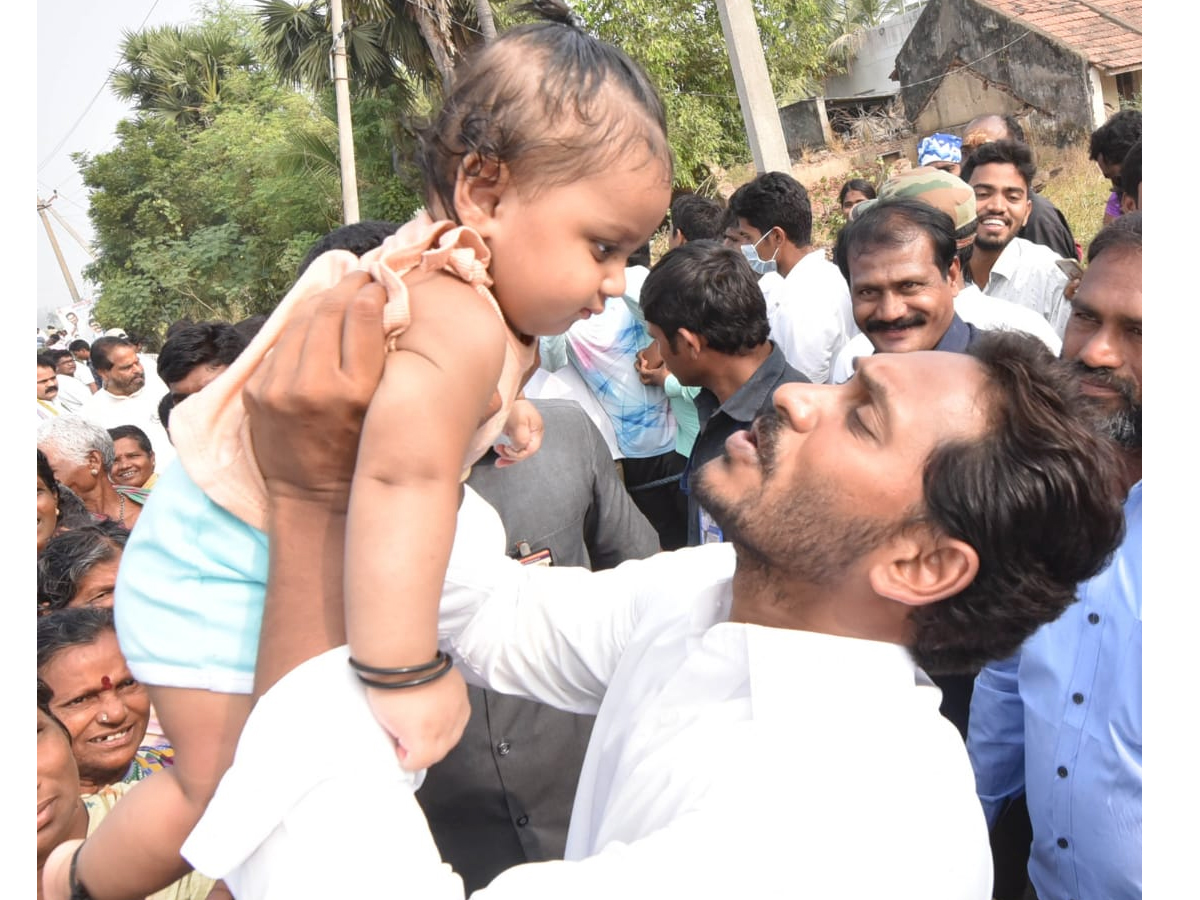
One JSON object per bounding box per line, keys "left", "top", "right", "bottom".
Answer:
{"left": 43, "top": 686, "right": 253, "bottom": 900}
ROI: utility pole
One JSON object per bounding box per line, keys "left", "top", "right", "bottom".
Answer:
{"left": 330, "top": 0, "right": 361, "bottom": 224}
{"left": 37, "top": 195, "right": 83, "bottom": 303}
{"left": 715, "top": 0, "right": 792, "bottom": 174}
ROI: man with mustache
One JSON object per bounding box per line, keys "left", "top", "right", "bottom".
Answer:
{"left": 968, "top": 213, "right": 1143, "bottom": 900}
{"left": 961, "top": 141, "right": 1071, "bottom": 336}
{"left": 79, "top": 338, "right": 175, "bottom": 470}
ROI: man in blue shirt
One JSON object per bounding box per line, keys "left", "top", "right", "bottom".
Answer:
{"left": 968, "top": 213, "right": 1142, "bottom": 900}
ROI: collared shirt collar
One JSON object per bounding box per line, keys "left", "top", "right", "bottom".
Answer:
{"left": 695, "top": 342, "right": 790, "bottom": 425}
{"left": 933, "top": 314, "right": 976, "bottom": 354}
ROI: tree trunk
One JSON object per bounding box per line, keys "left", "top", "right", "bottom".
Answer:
{"left": 412, "top": 1, "right": 456, "bottom": 94}
{"left": 475, "top": 0, "right": 497, "bottom": 42}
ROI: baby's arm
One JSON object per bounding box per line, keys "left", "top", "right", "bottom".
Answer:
{"left": 345, "top": 270, "right": 508, "bottom": 770}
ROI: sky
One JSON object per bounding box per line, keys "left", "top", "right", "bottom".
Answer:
{"left": 35, "top": 0, "right": 250, "bottom": 328}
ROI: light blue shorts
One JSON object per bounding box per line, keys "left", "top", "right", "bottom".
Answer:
{"left": 114, "top": 461, "right": 269, "bottom": 695}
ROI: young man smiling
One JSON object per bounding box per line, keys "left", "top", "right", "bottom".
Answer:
{"left": 961, "top": 141, "right": 1070, "bottom": 336}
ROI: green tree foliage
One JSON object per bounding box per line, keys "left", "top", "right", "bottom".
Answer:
{"left": 78, "top": 27, "right": 341, "bottom": 336}
{"left": 576, "top": 0, "right": 827, "bottom": 187}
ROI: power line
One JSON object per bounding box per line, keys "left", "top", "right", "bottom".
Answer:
{"left": 37, "top": 0, "right": 167, "bottom": 173}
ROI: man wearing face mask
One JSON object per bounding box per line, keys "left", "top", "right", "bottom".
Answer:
{"left": 727, "top": 172, "right": 857, "bottom": 384}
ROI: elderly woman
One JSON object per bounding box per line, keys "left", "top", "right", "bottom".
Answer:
{"left": 37, "top": 679, "right": 217, "bottom": 900}
{"left": 37, "top": 417, "right": 143, "bottom": 529}
{"left": 37, "top": 607, "right": 170, "bottom": 796}
{"left": 38, "top": 523, "right": 128, "bottom": 614}
{"left": 37, "top": 450, "right": 93, "bottom": 553}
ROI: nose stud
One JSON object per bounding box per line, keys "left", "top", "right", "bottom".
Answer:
{"left": 99, "top": 712, "right": 109, "bottom": 723}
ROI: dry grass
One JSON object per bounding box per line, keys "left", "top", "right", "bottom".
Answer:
{"left": 1033, "top": 142, "right": 1112, "bottom": 254}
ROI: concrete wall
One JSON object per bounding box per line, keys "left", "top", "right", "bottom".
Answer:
{"left": 912, "top": 66, "right": 1025, "bottom": 135}
{"left": 895, "top": 0, "right": 1095, "bottom": 142}
{"left": 825, "top": 7, "right": 924, "bottom": 98}
{"left": 779, "top": 98, "right": 831, "bottom": 154}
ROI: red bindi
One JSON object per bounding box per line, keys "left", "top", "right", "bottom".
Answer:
{"left": 101, "top": 675, "right": 113, "bottom": 690}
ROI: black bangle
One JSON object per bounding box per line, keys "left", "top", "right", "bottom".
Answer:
{"left": 348, "top": 650, "right": 448, "bottom": 677}
{"left": 354, "top": 650, "right": 455, "bottom": 690}
{"left": 69, "top": 842, "right": 94, "bottom": 900}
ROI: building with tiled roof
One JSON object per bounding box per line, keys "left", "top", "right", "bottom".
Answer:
{"left": 894, "top": 0, "right": 1141, "bottom": 138}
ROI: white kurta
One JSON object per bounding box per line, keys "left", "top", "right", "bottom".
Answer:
{"left": 186, "top": 489, "right": 992, "bottom": 899}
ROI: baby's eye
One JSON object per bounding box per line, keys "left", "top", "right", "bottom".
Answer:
{"left": 594, "top": 242, "right": 617, "bottom": 260}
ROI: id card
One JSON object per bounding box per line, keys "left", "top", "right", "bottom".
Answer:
{"left": 513, "top": 541, "right": 554, "bottom": 567}
{"left": 697, "top": 507, "right": 724, "bottom": 544}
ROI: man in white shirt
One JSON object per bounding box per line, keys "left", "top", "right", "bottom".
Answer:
{"left": 79, "top": 338, "right": 175, "bottom": 470}
{"left": 727, "top": 171, "right": 856, "bottom": 383}
{"left": 961, "top": 141, "right": 1070, "bottom": 335}
{"left": 170, "top": 277, "right": 1126, "bottom": 900}
{"left": 37, "top": 357, "right": 68, "bottom": 420}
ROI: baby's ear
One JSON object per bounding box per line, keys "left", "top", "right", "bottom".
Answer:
{"left": 454, "top": 154, "right": 511, "bottom": 236}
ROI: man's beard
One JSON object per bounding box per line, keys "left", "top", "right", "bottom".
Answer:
{"left": 973, "top": 230, "right": 1013, "bottom": 252}
{"left": 1069, "top": 359, "right": 1141, "bottom": 450}
{"left": 692, "top": 413, "right": 902, "bottom": 584}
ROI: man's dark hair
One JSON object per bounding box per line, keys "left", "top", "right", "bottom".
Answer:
{"left": 157, "top": 321, "right": 247, "bottom": 385}
{"left": 233, "top": 314, "right": 268, "bottom": 344}
{"left": 907, "top": 331, "right": 1126, "bottom": 674}
{"left": 158, "top": 392, "right": 175, "bottom": 433}
{"left": 1089, "top": 109, "right": 1141, "bottom": 164}
{"left": 37, "top": 353, "right": 58, "bottom": 370}
{"left": 670, "top": 194, "right": 725, "bottom": 242}
{"left": 1119, "top": 141, "right": 1141, "bottom": 203}
{"left": 834, "top": 198, "right": 958, "bottom": 284}
{"left": 961, "top": 140, "right": 1037, "bottom": 191}
{"left": 641, "top": 241, "right": 770, "bottom": 355}
{"left": 90, "top": 337, "right": 132, "bottom": 373}
{"left": 38, "top": 523, "right": 129, "bottom": 614}
{"left": 628, "top": 242, "right": 652, "bottom": 269}
{"left": 68, "top": 339, "right": 90, "bottom": 354}
{"left": 1087, "top": 210, "right": 1141, "bottom": 264}
{"left": 1000, "top": 114, "right": 1026, "bottom": 144}
{"left": 728, "top": 171, "right": 813, "bottom": 247}
{"left": 108, "top": 424, "right": 153, "bottom": 455}
{"left": 297, "top": 221, "right": 402, "bottom": 277}
{"left": 37, "top": 605, "right": 116, "bottom": 672}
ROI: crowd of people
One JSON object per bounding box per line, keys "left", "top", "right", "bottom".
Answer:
{"left": 37, "top": 7, "right": 1142, "bottom": 900}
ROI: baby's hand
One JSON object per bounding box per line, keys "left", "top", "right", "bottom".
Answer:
{"left": 365, "top": 666, "right": 471, "bottom": 771}
{"left": 494, "top": 398, "right": 544, "bottom": 468}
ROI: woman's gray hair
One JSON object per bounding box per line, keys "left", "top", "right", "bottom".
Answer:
{"left": 37, "top": 416, "right": 116, "bottom": 470}
{"left": 38, "top": 523, "right": 128, "bottom": 613}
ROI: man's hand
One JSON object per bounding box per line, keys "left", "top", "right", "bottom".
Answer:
{"left": 244, "top": 271, "right": 387, "bottom": 512}
{"left": 366, "top": 667, "right": 471, "bottom": 771}
{"left": 636, "top": 344, "right": 669, "bottom": 388}
{"left": 494, "top": 397, "right": 544, "bottom": 468}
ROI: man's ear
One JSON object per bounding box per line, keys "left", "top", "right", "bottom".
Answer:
{"left": 676, "top": 328, "right": 703, "bottom": 358}
{"left": 453, "top": 154, "right": 511, "bottom": 236}
{"left": 1120, "top": 192, "right": 1137, "bottom": 215}
{"left": 867, "top": 528, "right": 979, "bottom": 608}
{"left": 1019, "top": 197, "right": 1033, "bottom": 228}
{"left": 946, "top": 256, "right": 962, "bottom": 297}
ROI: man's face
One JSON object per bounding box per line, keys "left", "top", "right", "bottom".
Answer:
{"left": 1096, "top": 154, "right": 1123, "bottom": 192}
{"left": 168, "top": 361, "right": 228, "bottom": 404}
{"left": 55, "top": 355, "right": 77, "bottom": 377}
{"left": 723, "top": 217, "right": 762, "bottom": 250}
{"left": 37, "top": 366, "right": 59, "bottom": 401}
{"left": 968, "top": 162, "right": 1031, "bottom": 252}
{"left": 103, "top": 346, "right": 146, "bottom": 396}
{"left": 73, "top": 348, "right": 90, "bottom": 363}
{"left": 693, "top": 351, "right": 990, "bottom": 583}
{"left": 647, "top": 322, "right": 701, "bottom": 387}
{"left": 1062, "top": 248, "right": 1142, "bottom": 449}
{"left": 849, "top": 233, "right": 959, "bottom": 354}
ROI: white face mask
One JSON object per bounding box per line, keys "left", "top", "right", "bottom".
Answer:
{"left": 740, "top": 230, "right": 779, "bottom": 275}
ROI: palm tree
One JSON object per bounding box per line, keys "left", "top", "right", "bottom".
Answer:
{"left": 255, "top": 0, "right": 487, "bottom": 99}
{"left": 111, "top": 19, "right": 257, "bottom": 127}
{"left": 822, "top": 0, "right": 905, "bottom": 72}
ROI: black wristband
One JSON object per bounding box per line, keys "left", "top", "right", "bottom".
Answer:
{"left": 69, "top": 843, "right": 94, "bottom": 900}
{"left": 353, "top": 650, "right": 455, "bottom": 689}
{"left": 348, "top": 650, "right": 448, "bottom": 677}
